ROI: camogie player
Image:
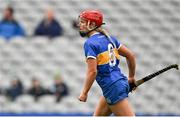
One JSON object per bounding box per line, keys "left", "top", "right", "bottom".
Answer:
{"left": 78, "top": 10, "right": 136, "bottom": 116}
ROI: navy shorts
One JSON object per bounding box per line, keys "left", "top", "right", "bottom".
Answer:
{"left": 103, "top": 79, "right": 130, "bottom": 105}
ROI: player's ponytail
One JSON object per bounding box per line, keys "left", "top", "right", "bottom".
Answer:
{"left": 96, "top": 27, "right": 116, "bottom": 48}
{"left": 96, "top": 27, "right": 111, "bottom": 39}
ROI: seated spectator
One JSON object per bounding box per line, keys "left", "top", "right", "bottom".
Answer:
{"left": 5, "top": 78, "right": 24, "bottom": 101}
{"left": 0, "top": 6, "right": 25, "bottom": 40}
{"left": 27, "top": 78, "right": 47, "bottom": 101}
{"left": 34, "top": 9, "right": 63, "bottom": 38}
{"left": 50, "top": 75, "right": 69, "bottom": 102}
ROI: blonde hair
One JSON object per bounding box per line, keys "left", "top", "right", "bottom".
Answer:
{"left": 96, "top": 27, "right": 116, "bottom": 47}
{"left": 96, "top": 27, "right": 110, "bottom": 38}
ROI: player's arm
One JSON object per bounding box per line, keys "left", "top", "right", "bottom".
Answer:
{"left": 79, "top": 58, "right": 97, "bottom": 102}
{"left": 118, "top": 45, "right": 136, "bottom": 83}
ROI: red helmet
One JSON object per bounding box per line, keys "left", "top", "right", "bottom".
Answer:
{"left": 79, "top": 10, "right": 103, "bottom": 27}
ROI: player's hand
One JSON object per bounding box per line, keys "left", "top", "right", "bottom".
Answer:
{"left": 128, "top": 77, "right": 137, "bottom": 92}
{"left": 78, "top": 92, "right": 88, "bottom": 102}
{"left": 128, "top": 77, "right": 136, "bottom": 84}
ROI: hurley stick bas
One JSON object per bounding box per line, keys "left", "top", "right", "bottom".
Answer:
{"left": 129, "top": 64, "right": 179, "bottom": 92}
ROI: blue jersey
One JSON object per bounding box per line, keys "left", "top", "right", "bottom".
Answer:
{"left": 84, "top": 33, "right": 127, "bottom": 93}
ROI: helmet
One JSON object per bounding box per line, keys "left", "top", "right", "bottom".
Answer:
{"left": 79, "top": 10, "right": 103, "bottom": 27}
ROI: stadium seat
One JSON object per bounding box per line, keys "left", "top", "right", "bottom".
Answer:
{"left": 3, "top": 102, "right": 24, "bottom": 113}
{"left": 16, "top": 95, "right": 35, "bottom": 106}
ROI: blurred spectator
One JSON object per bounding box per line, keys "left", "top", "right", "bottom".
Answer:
{"left": 0, "top": 6, "right": 25, "bottom": 40}
{"left": 27, "top": 78, "right": 47, "bottom": 101}
{"left": 50, "top": 75, "right": 69, "bottom": 102}
{"left": 34, "top": 9, "right": 63, "bottom": 38}
{"left": 5, "top": 79, "right": 24, "bottom": 101}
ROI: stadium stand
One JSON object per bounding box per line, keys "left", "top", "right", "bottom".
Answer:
{"left": 0, "top": 0, "right": 179, "bottom": 115}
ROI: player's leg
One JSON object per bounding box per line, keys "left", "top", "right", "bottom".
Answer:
{"left": 109, "top": 98, "right": 135, "bottom": 116}
{"left": 93, "top": 96, "right": 112, "bottom": 116}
